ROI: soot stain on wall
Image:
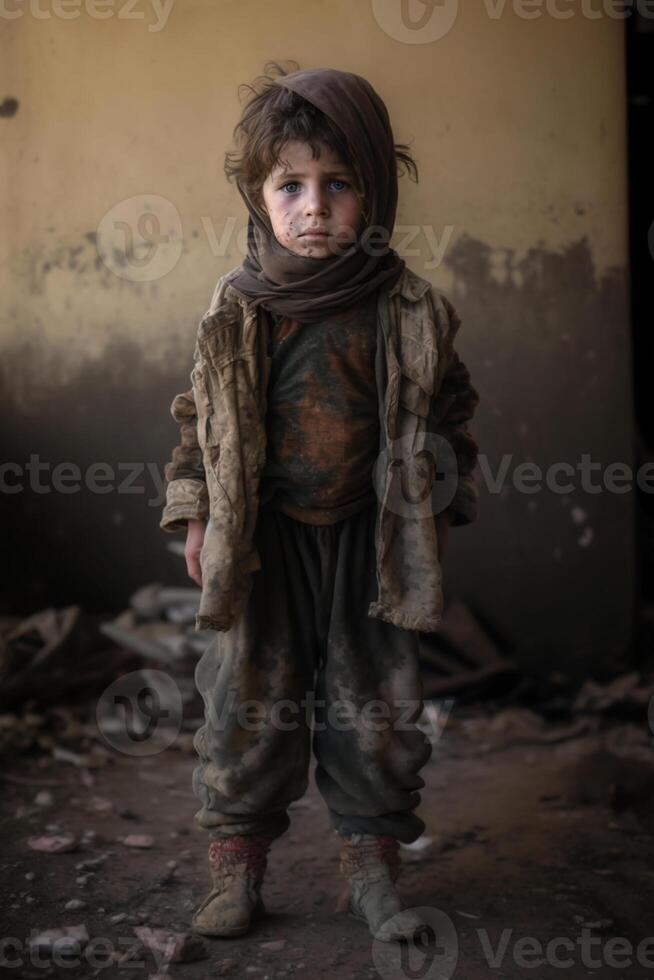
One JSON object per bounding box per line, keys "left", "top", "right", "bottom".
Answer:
{"left": 0, "top": 97, "right": 19, "bottom": 118}
{"left": 14, "top": 231, "right": 155, "bottom": 296}
{"left": 1, "top": 233, "right": 634, "bottom": 678}
{"left": 1, "top": 331, "right": 195, "bottom": 617}
{"left": 442, "top": 233, "right": 633, "bottom": 679}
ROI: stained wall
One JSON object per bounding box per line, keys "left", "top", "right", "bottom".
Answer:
{"left": 0, "top": 0, "right": 634, "bottom": 678}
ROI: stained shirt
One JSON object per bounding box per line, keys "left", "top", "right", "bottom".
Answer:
{"left": 258, "top": 291, "right": 381, "bottom": 524}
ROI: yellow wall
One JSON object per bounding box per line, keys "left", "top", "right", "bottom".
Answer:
{"left": 2, "top": 0, "right": 627, "bottom": 365}
{"left": 1, "top": 0, "right": 634, "bottom": 675}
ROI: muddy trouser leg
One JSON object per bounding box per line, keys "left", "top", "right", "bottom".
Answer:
{"left": 192, "top": 500, "right": 431, "bottom": 844}
{"left": 192, "top": 502, "right": 324, "bottom": 841}
{"left": 311, "top": 502, "right": 433, "bottom": 845}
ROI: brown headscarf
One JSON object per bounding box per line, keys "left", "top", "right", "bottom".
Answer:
{"left": 226, "top": 67, "right": 406, "bottom": 323}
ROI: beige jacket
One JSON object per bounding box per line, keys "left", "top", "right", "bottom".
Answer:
{"left": 160, "top": 264, "right": 480, "bottom": 634}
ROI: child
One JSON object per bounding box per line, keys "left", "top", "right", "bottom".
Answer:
{"left": 160, "top": 62, "right": 480, "bottom": 943}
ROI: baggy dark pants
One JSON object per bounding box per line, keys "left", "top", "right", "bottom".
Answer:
{"left": 192, "top": 500, "right": 433, "bottom": 845}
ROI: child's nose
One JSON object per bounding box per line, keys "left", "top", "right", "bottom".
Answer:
{"left": 304, "top": 186, "right": 329, "bottom": 216}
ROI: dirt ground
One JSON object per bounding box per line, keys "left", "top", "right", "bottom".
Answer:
{"left": 2, "top": 706, "right": 654, "bottom": 980}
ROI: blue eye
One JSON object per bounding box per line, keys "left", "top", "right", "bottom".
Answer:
{"left": 279, "top": 179, "right": 350, "bottom": 194}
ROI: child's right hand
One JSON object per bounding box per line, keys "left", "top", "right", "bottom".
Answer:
{"left": 185, "top": 519, "right": 206, "bottom": 587}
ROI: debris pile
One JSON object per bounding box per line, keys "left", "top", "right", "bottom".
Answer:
{"left": 0, "top": 573, "right": 214, "bottom": 764}
{"left": 100, "top": 583, "right": 210, "bottom": 666}
{"left": 0, "top": 605, "right": 140, "bottom": 714}
{"left": 3, "top": 556, "right": 654, "bottom": 778}
{"left": 419, "top": 598, "right": 520, "bottom": 699}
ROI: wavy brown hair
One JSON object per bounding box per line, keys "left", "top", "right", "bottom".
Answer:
{"left": 223, "top": 60, "right": 419, "bottom": 223}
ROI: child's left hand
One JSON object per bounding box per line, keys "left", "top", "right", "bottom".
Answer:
{"left": 185, "top": 518, "right": 207, "bottom": 587}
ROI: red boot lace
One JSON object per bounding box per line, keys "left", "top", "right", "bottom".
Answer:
{"left": 208, "top": 834, "right": 275, "bottom": 879}
{"left": 339, "top": 833, "right": 401, "bottom": 884}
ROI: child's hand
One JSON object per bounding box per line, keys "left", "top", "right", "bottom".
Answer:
{"left": 185, "top": 519, "right": 206, "bottom": 587}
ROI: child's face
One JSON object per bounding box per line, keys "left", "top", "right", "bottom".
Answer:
{"left": 260, "top": 140, "right": 365, "bottom": 259}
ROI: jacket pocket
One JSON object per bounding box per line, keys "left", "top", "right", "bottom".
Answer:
{"left": 398, "top": 326, "right": 438, "bottom": 418}
{"left": 399, "top": 374, "right": 431, "bottom": 418}
{"left": 399, "top": 310, "right": 438, "bottom": 382}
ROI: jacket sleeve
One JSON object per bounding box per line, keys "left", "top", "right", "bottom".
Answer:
{"left": 430, "top": 294, "right": 480, "bottom": 527}
{"left": 159, "top": 269, "right": 241, "bottom": 534}
{"left": 159, "top": 386, "right": 210, "bottom": 533}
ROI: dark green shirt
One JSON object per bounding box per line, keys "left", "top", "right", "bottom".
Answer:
{"left": 259, "top": 292, "right": 380, "bottom": 524}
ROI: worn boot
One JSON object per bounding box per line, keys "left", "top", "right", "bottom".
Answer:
{"left": 339, "top": 833, "right": 429, "bottom": 942}
{"left": 191, "top": 833, "right": 275, "bottom": 937}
